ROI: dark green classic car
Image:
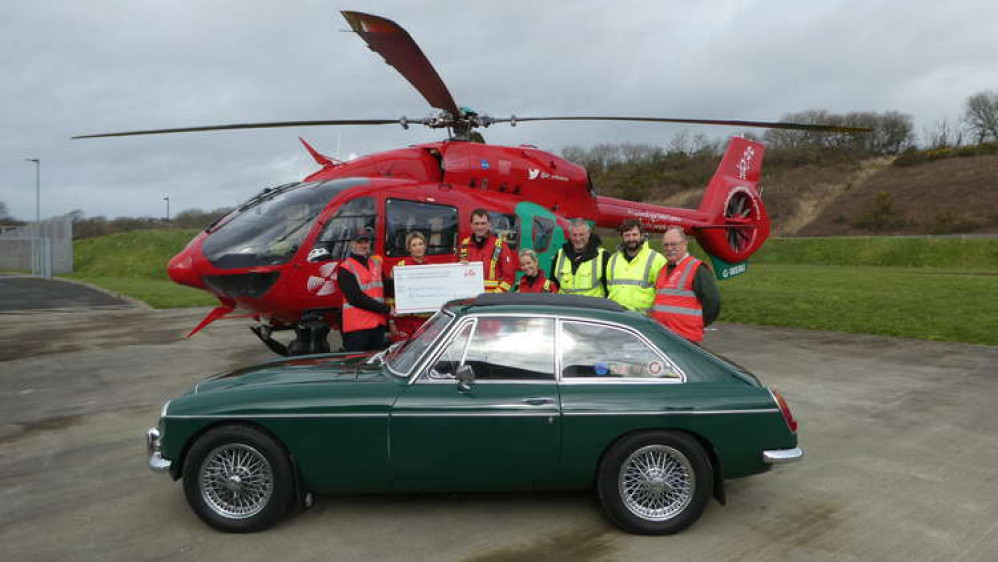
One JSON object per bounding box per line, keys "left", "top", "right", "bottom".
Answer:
{"left": 147, "top": 294, "right": 802, "bottom": 534}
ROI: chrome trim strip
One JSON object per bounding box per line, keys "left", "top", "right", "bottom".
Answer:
{"left": 763, "top": 447, "right": 805, "bottom": 464}
{"left": 392, "top": 412, "right": 555, "bottom": 418}
{"left": 164, "top": 413, "right": 388, "bottom": 419}
{"left": 564, "top": 408, "right": 780, "bottom": 416}
{"left": 417, "top": 378, "right": 557, "bottom": 385}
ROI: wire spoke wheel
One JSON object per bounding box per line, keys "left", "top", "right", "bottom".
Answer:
{"left": 199, "top": 443, "right": 274, "bottom": 519}
{"left": 618, "top": 444, "right": 694, "bottom": 521}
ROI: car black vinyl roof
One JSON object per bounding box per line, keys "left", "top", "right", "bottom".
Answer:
{"left": 469, "top": 293, "right": 627, "bottom": 312}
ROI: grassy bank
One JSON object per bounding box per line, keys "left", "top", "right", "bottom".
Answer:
{"left": 66, "top": 229, "right": 998, "bottom": 345}
{"left": 68, "top": 229, "right": 215, "bottom": 308}
{"left": 721, "top": 264, "right": 997, "bottom": 346}
{"left": 750, "top": 236, "right": 998, "bottom": 269}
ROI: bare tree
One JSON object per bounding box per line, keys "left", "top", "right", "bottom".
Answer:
{"left": 873, "top": 111, "right": 916, "bottom": 153}
{"left": 922, "top": 119, "right": 962, "bottom": 149}
{"left": 0, "top": 201, "right": 9, "bottom": 221}
{"left": 963, "top": 91, "right": 998, "bottom": 143}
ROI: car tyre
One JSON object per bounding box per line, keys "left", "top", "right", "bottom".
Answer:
{"left": 182, "top": 425, "right": 294, "bottom": 533}
{"left": 597, "top": 430, "right": 712, "bottom": 535}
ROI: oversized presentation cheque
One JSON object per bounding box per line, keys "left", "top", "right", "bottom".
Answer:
{"left": 393, "top": 262, "right": 485, "bottom": 314}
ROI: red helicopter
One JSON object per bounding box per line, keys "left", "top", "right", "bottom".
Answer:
{"left": 75, "top": 11, "right": 866, "bottom": 356}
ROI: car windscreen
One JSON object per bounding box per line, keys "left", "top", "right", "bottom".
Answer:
{"left": 385, "top": 310, "right": 453, "bottom": 375}
{"left": 202, "top": 178, "right": 367, "bottom": 269}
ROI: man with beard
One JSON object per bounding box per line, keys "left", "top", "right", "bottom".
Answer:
{"left": 550, "top": 219, "right": 610, "bottom": 297}
{"left": 651, "top": 226, "right": 720, "bottom": 344}
{"left": 606, "top": 220, "right": 666, "bottom": 312}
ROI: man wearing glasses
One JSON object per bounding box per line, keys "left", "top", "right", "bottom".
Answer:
{"left": 651, "top": 226, "right": 721, "bottom": 344}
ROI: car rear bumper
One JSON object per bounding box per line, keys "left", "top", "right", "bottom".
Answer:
{"left": 146, "top": 428, "right": 172, "bottom": 473}
{"left": 763, "top": 446, "right": 804, "bottom": 464}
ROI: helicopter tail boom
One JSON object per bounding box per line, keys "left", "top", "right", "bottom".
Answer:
{"left": 593, "top": 137, "right": 770, "bottom": 263}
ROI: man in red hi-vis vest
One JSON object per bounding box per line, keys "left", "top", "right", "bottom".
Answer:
{"left": 337, "top": 227, "right": 390, "bottom": 352}
{"left": 458, "top": 208, "right": 515, "bottom": 293}
{"left": 651, "top": 227, "right": 721, "bottom": 343}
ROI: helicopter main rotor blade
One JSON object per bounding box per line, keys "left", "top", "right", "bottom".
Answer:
{"left": 494, "top": 116, "right": 871, "bottom": 133}
{"left": 72, "top": 119, "right": 402, "bottom": 139}
{"left": 341, "top": 11, "right": 460, "bottom": 118}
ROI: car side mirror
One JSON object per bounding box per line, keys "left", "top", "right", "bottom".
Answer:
{"left": 307, "top": 247, "right": 331, "bottom": 262}
{"left": 455, "top": 364, "right": 475, "bottom": 392}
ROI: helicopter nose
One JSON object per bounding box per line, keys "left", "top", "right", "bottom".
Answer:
{"left": 168, "top": 251, "right": 205, "bottom": 289}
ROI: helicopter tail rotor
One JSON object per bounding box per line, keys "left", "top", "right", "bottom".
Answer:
{"left": 691, "top": 137, "right": 771, "bottom": 263}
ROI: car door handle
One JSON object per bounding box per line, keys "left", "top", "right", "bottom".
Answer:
{"left": 522, "top": 397, "right": 556, "bottom": 406}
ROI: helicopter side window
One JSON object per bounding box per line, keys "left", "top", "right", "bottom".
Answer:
{"left": 315, "top": 197, "right": 376, "bottom": 261}
{"left": 385, "top": 199, "right": 458, "bottom": 257}
{"left": 486, "top": 212, "right": 519, "bottom": 251}
{"left": 531, "top": 216, "right": 555, "bottom": 253}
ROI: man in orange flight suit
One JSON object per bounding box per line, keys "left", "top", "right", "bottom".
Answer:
{"left": 458, "top": 208, "right": 515, "bottom": 293}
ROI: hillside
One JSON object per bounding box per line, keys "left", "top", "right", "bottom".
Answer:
{"left": 797, "top": 154, "right": 998, "bottom": 236}
{"left": 608, "top": 149, "right": 997, "bottom": 238}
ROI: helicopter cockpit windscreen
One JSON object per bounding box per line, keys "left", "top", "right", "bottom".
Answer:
{"left": 202, "top": 179, "right": 366, "bottom": 269}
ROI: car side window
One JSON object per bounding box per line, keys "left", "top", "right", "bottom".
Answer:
{"left": 561, "top": 321, "right": 680, "bottom": 379}
{"left": 457, "top": 317, "right": 555, "bottom": 380}
{"left": 429, "top": 321, "right": 474, "bottom": 379}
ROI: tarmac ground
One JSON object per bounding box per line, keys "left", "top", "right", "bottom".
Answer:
{"left": 1, "top": 277, "right": 996, "bottom": 561}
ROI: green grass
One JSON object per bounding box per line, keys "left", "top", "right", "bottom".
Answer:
{"left": 72, "top": 228, "right": 201, "bottom": 278}
{"left": 68, "top": 276, "right": 217, "bottom": 308}
{"left": 600, "top": 234, "right": 998, "bottom": 270}
{"left": 719, "top": 264, "right": 997, "bottom": 345}
{"left": 750, "top": 237, "right": 998, "bottom": 270}
{"left": 66, "top": 229, "right": 998, "bottom": 344}
{"left": 68, "top": 228, "right": 215, "bottom": 308}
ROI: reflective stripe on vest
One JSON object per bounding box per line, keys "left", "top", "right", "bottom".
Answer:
{"left": 651, "top": 254, "right": 704, "bottom": 341}
{"left": 341, "top": 256, "right": 386, "bottom": 332}
{"left": 555, "top": 247, "right": 605, "bottom": 296}
{"left": 460, "top": 235, "right": 508, "bottom": 293}
{"left": 606, "top": 246, "right": 662, "bottom": 312}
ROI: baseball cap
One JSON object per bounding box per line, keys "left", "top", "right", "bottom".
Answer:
{"left": 351, "top": 227, "right": 374, "bottom": 241}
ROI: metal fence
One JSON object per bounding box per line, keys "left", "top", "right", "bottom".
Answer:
{"left": 0, "top": 217, "right": 73, "bottom": 276}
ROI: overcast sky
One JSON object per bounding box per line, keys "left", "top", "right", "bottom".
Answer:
{"left": 2, "top": 0, "right": 996, "bottom": 221}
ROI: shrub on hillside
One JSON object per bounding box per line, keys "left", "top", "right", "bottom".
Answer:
{"left": 850, "top": 191, "right": 909, "bottom": 231}
{"left": 893, "top": 141, "right": 998, "bottom": 167}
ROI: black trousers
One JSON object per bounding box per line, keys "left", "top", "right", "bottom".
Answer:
{"left": 342, "top": 326, "right": 387, "bottom": 352}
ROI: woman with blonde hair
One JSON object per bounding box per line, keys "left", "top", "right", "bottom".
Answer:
{"left": 516, "top": 248, "right": 559, "bottom": 293}
{"left": 388, "top": 231, "right": 437, "bottom": 341}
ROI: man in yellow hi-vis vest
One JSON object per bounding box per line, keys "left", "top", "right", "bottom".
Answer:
{"left": 550, "top": 218, "right": 609, "bottom": 297}
{"left": 606, "top": 220, "right": 666, "bottom": 312}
